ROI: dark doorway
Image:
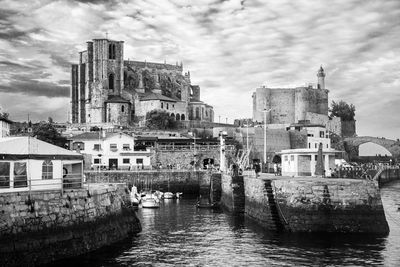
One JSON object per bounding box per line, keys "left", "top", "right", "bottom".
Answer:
{"left": 272, "top": 155, "right": 281, "bottom": 164}
{"left": 109, "top": 159, "right": 118, "bottom": 170}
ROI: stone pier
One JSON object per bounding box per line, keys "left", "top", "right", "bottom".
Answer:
{"left": 221, "top": 174, "right": 389, "bottom": 234}
{"left": 0, "top": 183, "right": 141, "bottom": 266}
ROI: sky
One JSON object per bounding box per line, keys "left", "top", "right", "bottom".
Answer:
{"left": 0, "top": 0, "right": 399, "bottom": 139}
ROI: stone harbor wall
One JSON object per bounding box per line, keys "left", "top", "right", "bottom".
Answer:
{"left": 221, "top": 173, "right": 245, "bottom": 213}
{"left": 0, "top": 184, "right": 141, "bottom": 266}
{"left": 86, "top": 170, "right": 215, "bottom": 195}
{"left": 239, "top": 176, "right": 389, "bottom": 234}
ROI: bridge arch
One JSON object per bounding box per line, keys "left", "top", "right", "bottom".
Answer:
{"left": 344, "top": 136, "right": 400, "bottom": 159}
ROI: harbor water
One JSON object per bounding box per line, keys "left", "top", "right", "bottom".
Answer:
{"left": 48, "top": 181, "right": 400, "bottom": 266}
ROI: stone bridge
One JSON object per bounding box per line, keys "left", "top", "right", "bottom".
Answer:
{"left": 344, "top": 136, "right": 400, "bottom": 159}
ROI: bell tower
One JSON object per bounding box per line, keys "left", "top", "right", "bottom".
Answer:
{"left": 317, "top": 65, "right": 325, "bottom": 89}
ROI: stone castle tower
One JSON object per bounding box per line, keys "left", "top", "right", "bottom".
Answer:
{"left": 252, "top": 66, "right": 329, "bottom": 124}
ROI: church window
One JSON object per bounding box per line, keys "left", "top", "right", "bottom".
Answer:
{"left": 108, "top": 44, "right": 116, "bottom": 59}
{"left": 181, "top": 114, "right": 185, "bottom": 121}
{"left": 42, "top": 160, "right": 53, "bottom": 180}
{"left": 121, "top": 105, "right": 125, "bottom": 112}
{"left": 176, "top": 114, "right": 180, "bottom": 120}
{"left": 167, "top": 103, "right": 169, "bottom": 110}
{"left": 196, "top": 107, "right": 200, "bottom": 119}
{"left": 109, "top": 73, "right": 114, "bottom": 90}
{"left": 161, "top": 102, "right": 164, "bottom": 109}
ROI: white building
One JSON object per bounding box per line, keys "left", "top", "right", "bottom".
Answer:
{"left": 0, "top": 116, "right": 11, "bottom": 138}
{"left": 0, "top": 137, "right": 83, "bottom": 193}
{"left": 70, "top": 132, "right": 152, "bottom": 170}
{"left": 280, "top": 122, "right": 339, "bottom": 177}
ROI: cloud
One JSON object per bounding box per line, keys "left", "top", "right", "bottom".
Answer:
{"left": 0, "top": 0, "right": 399, "bottom": 139}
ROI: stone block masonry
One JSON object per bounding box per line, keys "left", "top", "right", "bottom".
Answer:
{"left": 238, "top": 175, "right": 389, "bottom": 234}
{"left": 0, "top": 184, "right": 141, "bottom": 266}
{"left": 86, "top": 170, "right": 215, "bottom": 196}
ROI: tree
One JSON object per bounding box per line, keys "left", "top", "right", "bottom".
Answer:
{"left": 0, "top": 112, "right": 9, "bottom": 119}
{"left": 145, "top": 110, "right": 177, "bottom": 129}
{"left": 329, "top": 100, "right": 355, "bottom": 121}
{"left": 48, "top": 117, "right": 54, "bottom": 124}
{"left": 33, "top": 122, "right": 67, "bottom": 148}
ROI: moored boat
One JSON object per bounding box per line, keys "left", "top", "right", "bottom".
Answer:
{"left": 163, "top": 192, "right": 174, "bottom": 199}
{"left": 141, "top": 193, "right": 160, "bottom": 208}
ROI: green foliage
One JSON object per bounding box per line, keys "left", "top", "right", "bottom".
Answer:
{"left": 142, "top": 70, "right": 156, "bottom": 92}
{"left": 33, "top": 122, "right": 67, "bottom": 148}
{"left": 329, "top": 100, "right": 355, "bottom": 121}
{"left": 0, "top": 112, "right": 9, "bottom": 120}
{"left": 145, "top": 110, "right": 177, "bottom": 129}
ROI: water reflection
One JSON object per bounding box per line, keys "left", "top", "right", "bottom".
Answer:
{"left": 47, "top": 181, "right": 400, "bottom": 266}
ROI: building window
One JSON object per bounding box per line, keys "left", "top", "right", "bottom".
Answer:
{"left": 110, "top": 144, "right": 117, "bottom": 151}
{"left": 315, "top": 155, "right": 318, "bottom": 161}
{"left": 308, "top": 143, "right": 311, "bottom": 148}
{"left": 290, "top": 155, "right": 294, "bottom": 161}
{"left": 161, "top": 102, "right": 164, "bottom": 109}
{"left": 315, "top": 143, "right": 317, "bottom": 149}
{"left": 172, "top": 104, "right": 175, "bottom": 108}
{"left": 0, "top": 162, "right": 10, "bottom": 188}
{"left": 326, "top": 144, "right": 329, "bottom": 148}
{"left": 42, "top": 160, "right": 53, "bottom": 180}
{"left": 284, "top": 155, "right": 288, "bottom": 161}
{"left": 93, "top": 144, "right": 101, "bottom": 151}
{"left": 320, "top": 131, "right": 325, "bottom": 138}
{"left": 123, "top": 158, "right": 130, "bottom": 164}
{"left": 109, "top": 73, "right": 114, "bottom": 90}
{"left": 123, "top": 144, "right": 130, "bottom": 151}
{"left": 136, "top": 158, "right": 143, "bottom": 164}
{"left": 108, "top": 43, "right": 116, "bottom": 59}
{"left": 181, "top": 114, "right": 185, "bottom": 121}
{"left": 121, "top": 105, "right": 125, "bottom": 112}
{"left": 73, "top": 142, "right": 84, "bottom": 151}
{"left": 14, "top": 162, "right": 27, "bottom": 187}
{"left": 167, "top": 103, "right": 169, "bottom": 110}
{"left": 94, "top": 158, "right": 100, "bottom": 164}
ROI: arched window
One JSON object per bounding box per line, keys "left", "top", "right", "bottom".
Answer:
{"left": 181, "top": 114, "right": 185, "bottom": 121}
{"left": 121, "top": 105, "right": 125, "bottom": 112}
{"left": 109, "top": 44, "right": 116, "bottom": 59}
{"left": 109, "top": 73, "right": 114, "bottom": 90}
{"left": 196, "top": 107, "right": 200, "bottom": 119}
{"left": 176, "top": 113, "right": 180, "bottom": 120}
{"left": 171, "top": 113, "right": 175, "bottom": 118}
{"left": 161, "top": 102, "right": 164, "bottom": 109}
{"left": 42, "top": 160, "right": 53, "bottom": 180}
{"left": 166, "top": 103, "right": 169, "bottom": 110}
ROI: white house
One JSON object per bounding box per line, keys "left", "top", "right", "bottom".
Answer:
{"left": 280, "top": 123, "right": 339, "bottom": 177}
{"left": 0, "top": 116, "right": 12, "bottom": 138}
{"left": 0, "top": 137, "right": 83, "bottom": 193}
{"left": 70, "top": 132, "right": 152, "bottom": 170}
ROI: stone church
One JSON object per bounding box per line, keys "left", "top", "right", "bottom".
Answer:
{"left": 70, "top": 38, "right": 214, "bottom": 126}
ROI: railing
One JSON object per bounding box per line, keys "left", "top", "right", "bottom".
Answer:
{"left": 157, "top": 144, "right": 235, "bottom": 151}
{"left": 0, "top": 173, "right": 84, "bottom": 193}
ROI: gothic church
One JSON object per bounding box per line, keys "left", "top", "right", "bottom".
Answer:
{"left": 70, "top": 38, "right": 214, "bottom": 126}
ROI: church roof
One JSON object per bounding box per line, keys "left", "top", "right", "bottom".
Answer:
{"left": 105, "top": 95, "right": 130, "bottom": 103}
{"left": 140, "top": 92, "right": 177, "bottom": 102}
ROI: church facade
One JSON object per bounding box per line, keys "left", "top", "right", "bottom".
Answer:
{"left": 70, "top": 38, "right": 214, "bottom": 126}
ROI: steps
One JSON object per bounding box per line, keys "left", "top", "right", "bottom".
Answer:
{"left": 264, "top": 180, "right": 286, "bottom": 232}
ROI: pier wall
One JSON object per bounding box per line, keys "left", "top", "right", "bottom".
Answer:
{"left": 377, "top": 168, "right": 400, "bottom": 186}
{"left": 222, "top": 174, "right": 389, "bottom": 234}
{"left": 221, "top": 173, "right": 245, "bottom": 213}
{"left": 0, "top": 184, "right": 141, "bottom": 266}
{"left": 86, "top": 170, "right": 216, "bottom": 195}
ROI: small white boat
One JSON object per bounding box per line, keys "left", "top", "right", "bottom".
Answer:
{"left": 175, "top": 192, "right": 183, "bottom": 199}
{"left": 141, "top": 194, "right": 160, "bottom": 208}
{"left": 163, "top": 192, "right": 174, "bottom": 199}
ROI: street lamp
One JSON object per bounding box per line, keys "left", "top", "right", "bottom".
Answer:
{"left": 263, "top": 108, "right": 272, "bottom": 171}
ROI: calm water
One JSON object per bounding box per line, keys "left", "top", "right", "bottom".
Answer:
{"left": 50, "top": 181, "right": 400, "bottom": 267}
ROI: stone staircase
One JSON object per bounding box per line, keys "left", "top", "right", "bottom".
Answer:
{"left": 264, "top": 180, "right": 286, "bottom": 232}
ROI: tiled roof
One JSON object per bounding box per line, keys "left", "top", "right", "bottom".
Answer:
{"left": 140, "top": 92, "right": 177, "bottom": 102}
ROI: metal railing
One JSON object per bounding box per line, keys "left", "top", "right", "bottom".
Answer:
{"left": 0, "top": 172, "right": 84, "bottom": 193}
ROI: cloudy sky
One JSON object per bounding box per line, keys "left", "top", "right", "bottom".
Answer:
{"left": 0, "top": 0, "right": 399, "bottom": 139}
